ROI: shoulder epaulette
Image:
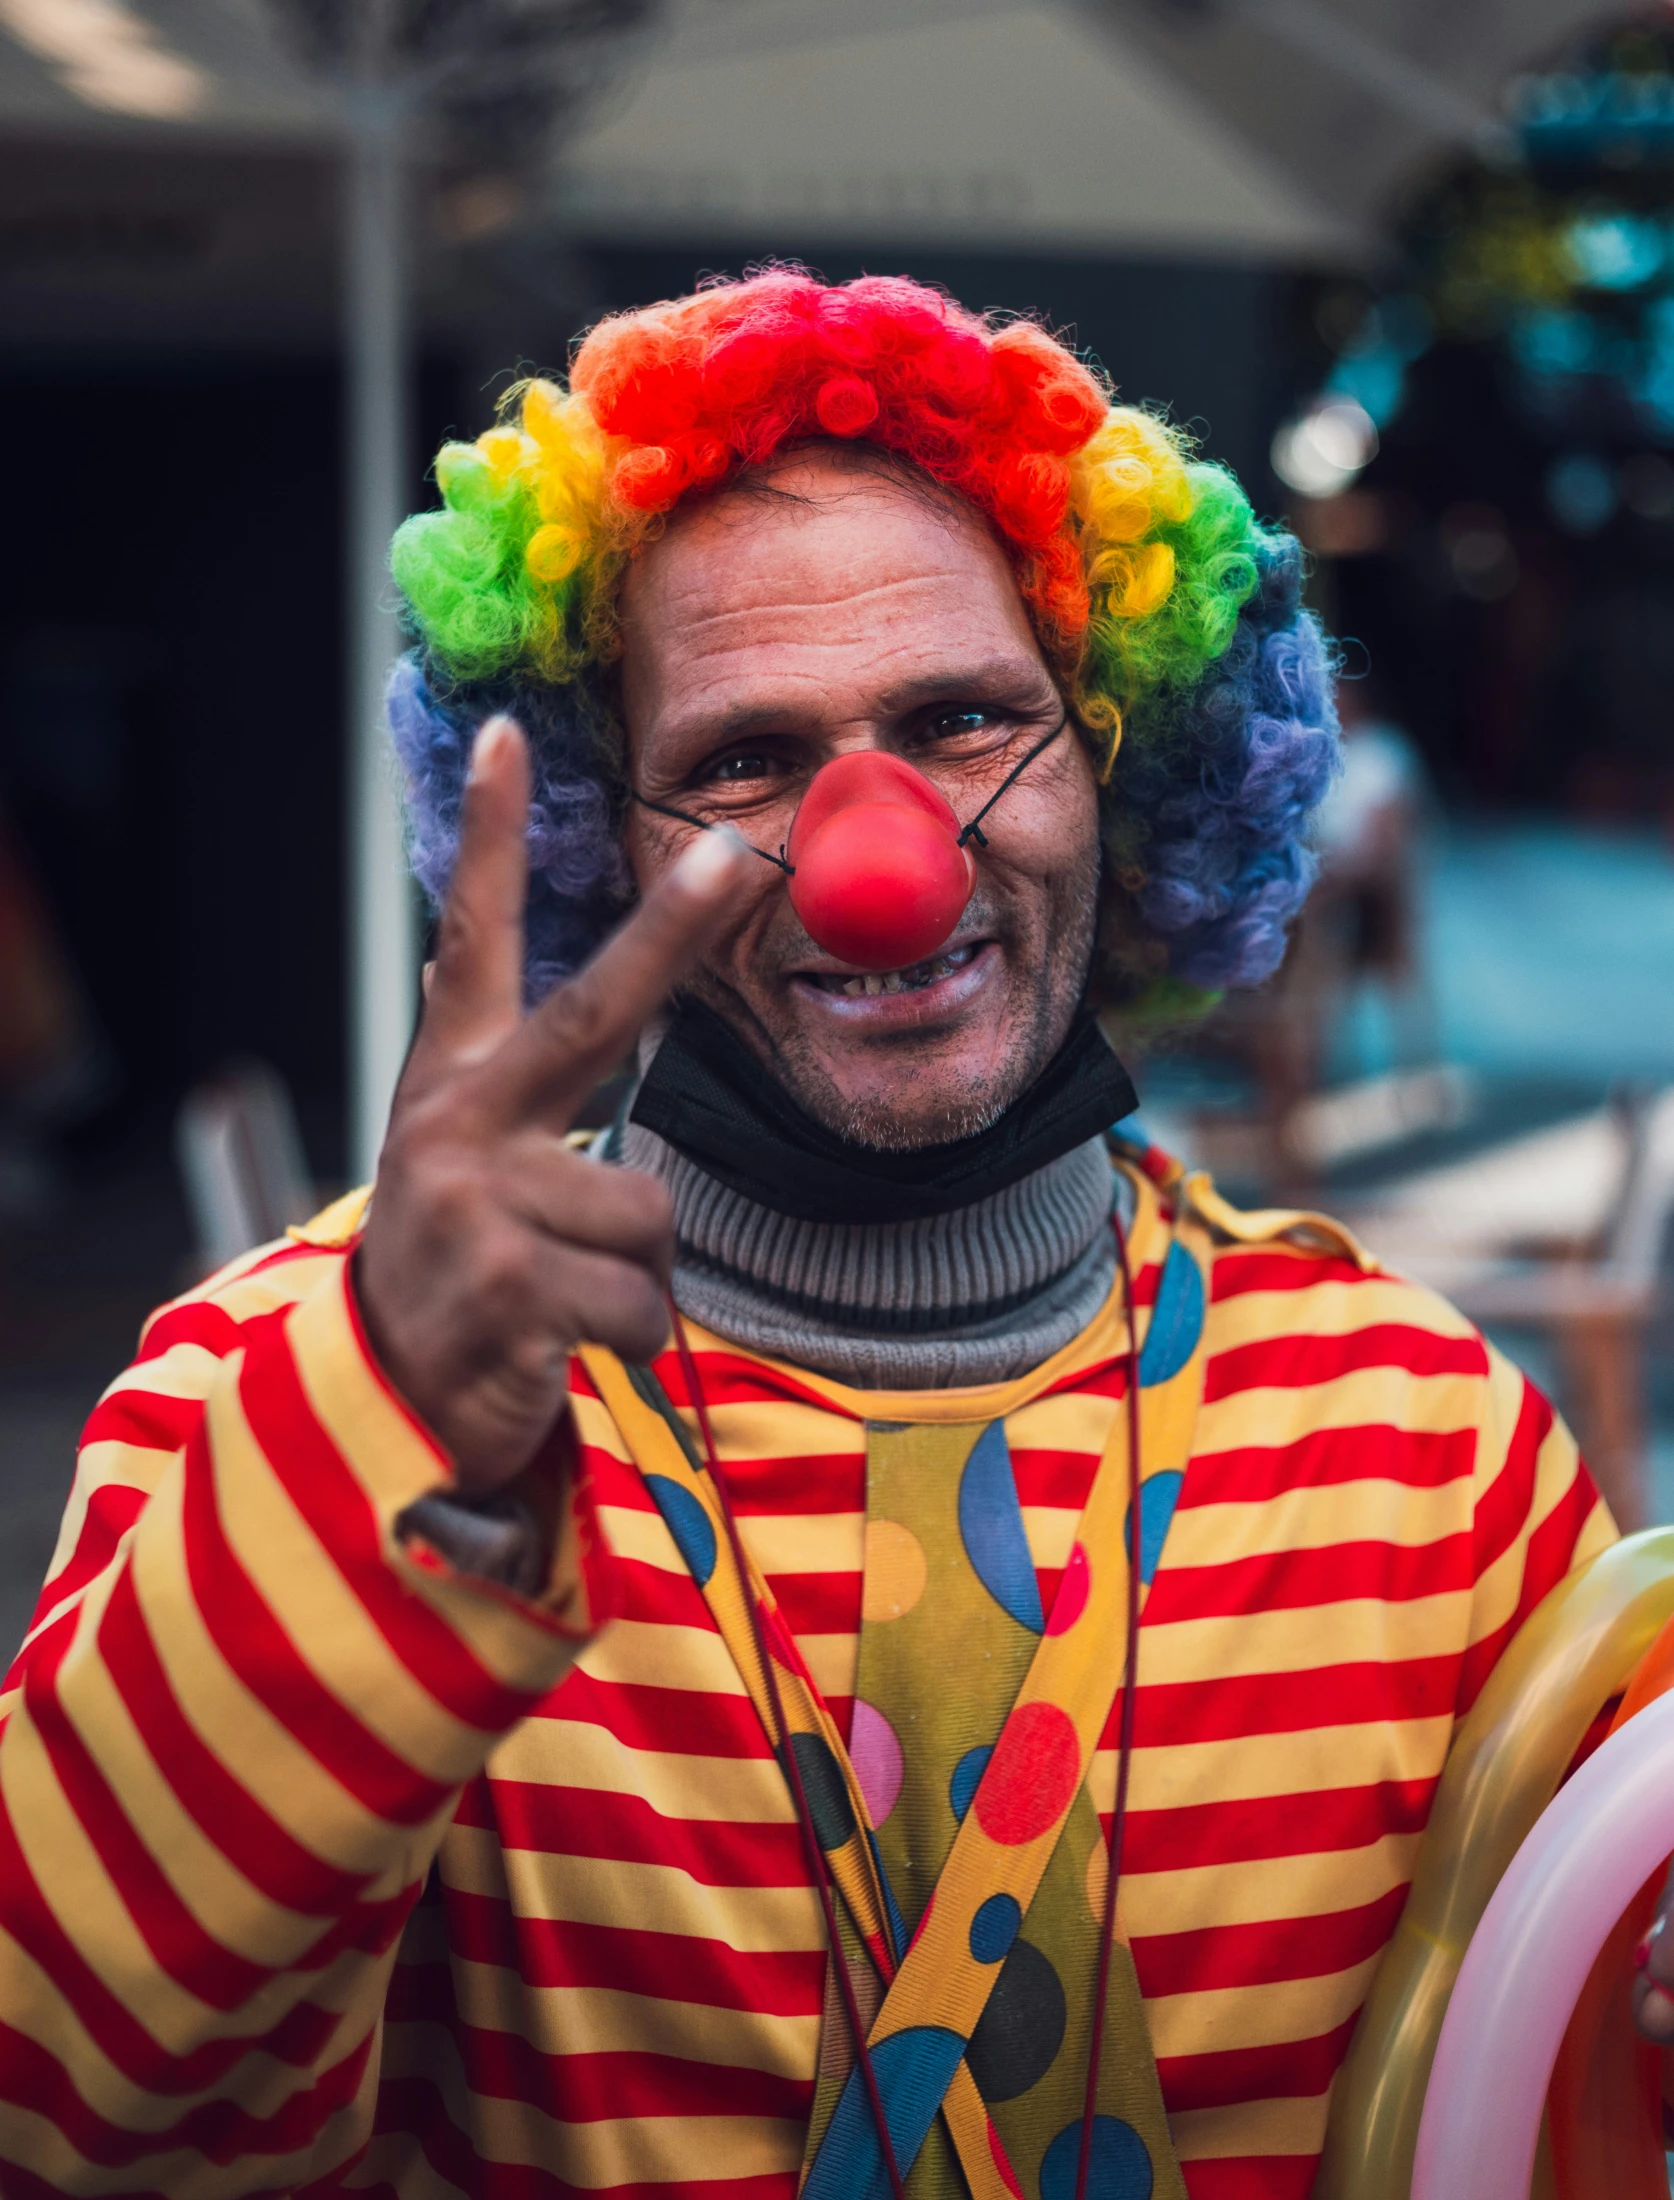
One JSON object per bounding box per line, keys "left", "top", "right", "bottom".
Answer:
{"left": 1180, "top": 1169, "right": 1379, "bottom": 1273}
{"left": 288, "top": 1183, "right": 373, "bottom": 1249}
{"left": 1110, "top": 1132, "right": 1377, "bottom": 1273}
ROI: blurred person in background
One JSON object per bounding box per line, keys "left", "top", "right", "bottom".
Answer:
{"left": 1311, "top": 671, "right": 1427, "bottom": 987}
{"left": 1254, "top": 670, "right": 1436, "bottom": 1136}
{"left": 0, "top": 804, "right": 105, "bottom": 1217}
{"left": 0, "top": 275, "right": 1611, "bottom": 2200}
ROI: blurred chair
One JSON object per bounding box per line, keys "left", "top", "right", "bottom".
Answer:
{"left": 1342, "top": 1089, "right": 1674, "bottom": 1530}
{"left": 176, "top": 1059, "right": 314, "bottom": 1276}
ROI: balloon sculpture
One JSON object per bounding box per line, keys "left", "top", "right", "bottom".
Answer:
{"left": 1414, "top": 1618, "right": 1674, "bottom": 2199}
{"left": 1314, "top": 1529, "right": 1674, "bottom": 2200}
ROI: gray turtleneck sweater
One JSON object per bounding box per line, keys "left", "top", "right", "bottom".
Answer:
{"left": 619, "top": 1118, "right": 1122, "bottom": 1389}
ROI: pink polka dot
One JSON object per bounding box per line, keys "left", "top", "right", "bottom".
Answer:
{"left": 848, "top": 1700, "right": 904, "bottom": 1828}
{"left": 1046, "top": 1542, "right": 1090, "bottom": 1636}
{"left": 975, "top": 1700, "right": 1082, "bottom": 1846}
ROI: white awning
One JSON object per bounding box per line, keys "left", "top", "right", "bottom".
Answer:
{"left": 0, "top": 0, "right": 1636, "bottom": 263}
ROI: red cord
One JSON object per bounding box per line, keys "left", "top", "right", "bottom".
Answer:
{"left": 1075, "top": 1211, "right": 1144, "bottom": 2200}
{"left": 667, "top": 1304, "right": 908, "bottom": 2200}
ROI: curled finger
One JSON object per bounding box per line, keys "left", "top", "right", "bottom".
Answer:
{"left": 503, "top": 1138, "right": 676, "bottom": 1283}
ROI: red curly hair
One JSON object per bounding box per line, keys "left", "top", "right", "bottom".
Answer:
{"left": 568, "top": 270, "right": 1109, "bottom": 658}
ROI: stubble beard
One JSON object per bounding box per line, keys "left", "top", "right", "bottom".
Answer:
{"left": 690, "top": 841, "right": 1101, "bottom": 1153}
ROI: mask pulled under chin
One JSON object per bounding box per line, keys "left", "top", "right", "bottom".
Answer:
{"left": 626, "top": 997, "right": 1138, "bottom": 1227}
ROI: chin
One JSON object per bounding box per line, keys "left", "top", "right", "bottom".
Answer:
{"left": 782, "top": 1022, "right": 1037, "bottom": 1152}
{"left": 824, "top": 1088, "right": 1015, "bottom": 1152}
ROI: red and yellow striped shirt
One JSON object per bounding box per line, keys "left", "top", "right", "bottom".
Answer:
{"left": 0, "top": 1170, "right": 1609, "bottom": 2197}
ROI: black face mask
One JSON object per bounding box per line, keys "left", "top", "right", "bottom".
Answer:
{"left": 627, "top": 998, "right": 1137, "bottom": 1227}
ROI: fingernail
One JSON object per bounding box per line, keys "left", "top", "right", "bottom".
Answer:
{"left": 1636, "top": 1935, "right": 1653, "bottom": 1969}
{"left": 673, "top": 826, "right": 748, "bottom": 893}
{"left": 468, "top": 715, "right": 515, "bottom": 778}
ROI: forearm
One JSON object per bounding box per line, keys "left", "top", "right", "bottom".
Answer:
{"left": 0, "top": 1259, "right": 602, "bottom": 2196}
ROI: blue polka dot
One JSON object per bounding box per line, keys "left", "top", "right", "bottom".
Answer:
{"left": 804, "top": 2024, "right": 968, "bottom": 2200}
{"left": 1040, "top": 2115, "right": 1153, "bottom": 2200}
{"left": 949, "top": 1744, "right": 992, "bottom": 1823}
{"left": 1124, "top": 1469, "right": 1184, "bottom": 1587}
{"left": 957, "top": 1421, "right": 1043, "bottom": 1632}
{"left": 968, "top": 1893, "right": 1022, "bottom": 1964}
{"left": 643, "top": 1474, "right": 716, "bottom": 1586}
{"left": 1137, "top": 1242, "right": 1204, "bottom": 1388}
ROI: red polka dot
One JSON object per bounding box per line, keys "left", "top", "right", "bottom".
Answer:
{"left": 988, "top": 2116, "right": 1025, "bottom": 2198}
{"left": 974, "top": 1701, "right": 1082, "bottom": 1845}
{"left": 1046, "top": 1542, "right": 1090, "bottom": 1635}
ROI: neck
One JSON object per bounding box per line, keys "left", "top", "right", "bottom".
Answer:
{"left": 617, "top": 1129, "right": 1124, "bottom": 1388}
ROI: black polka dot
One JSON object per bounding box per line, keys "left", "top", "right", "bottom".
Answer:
{"left": 966, "top": 1937, "right": 1066, "bottom": 2101}
{"left": 785, "top": 1731, "right": 857, "bottom": 1850}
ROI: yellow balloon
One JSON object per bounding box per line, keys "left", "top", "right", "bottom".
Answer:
{"left": 1314, "top": 1528, "right": 1674, "bottom": 2200}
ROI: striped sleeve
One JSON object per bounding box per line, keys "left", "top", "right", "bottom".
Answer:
{"left": 1119, "top": 1242, "right": 1614, "bottom": 2200}
{"left": 1457, "top": 1338, "right": 1615, "bottom": 1715}
{"left": 0, "top": 1241, "right": 605, "bottom": 2196}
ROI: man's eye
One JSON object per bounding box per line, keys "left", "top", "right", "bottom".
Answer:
{"left": 928, "top": 709, "right": 1001, "bottom": 741}
{"left": 709, "top": 751, "right": 776, "bottom": 784}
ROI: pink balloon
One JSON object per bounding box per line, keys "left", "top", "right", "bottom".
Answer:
{"left": 1413, "top": 1685, "right": 1674, "bottom": 2200}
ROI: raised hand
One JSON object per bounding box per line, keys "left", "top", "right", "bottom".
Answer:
{"left": 356, "top": 716, "right": 746, "bottom": 1490}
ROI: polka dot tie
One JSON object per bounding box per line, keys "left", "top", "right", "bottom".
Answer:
{"left": 805, "top": 1407, "right": 1187, "bottom": 2200}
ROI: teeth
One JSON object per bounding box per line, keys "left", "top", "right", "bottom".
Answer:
{"left": 824, "top": 944, "right": 978, "bottom": 997}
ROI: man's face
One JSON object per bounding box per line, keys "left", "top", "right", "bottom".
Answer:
{"left": 620, "top": 449, "right": 1101, "bottom": 1150}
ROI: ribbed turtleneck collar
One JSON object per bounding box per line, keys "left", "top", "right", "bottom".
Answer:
{"left": 619, "top": 1121, "right": 1123, "bottom": 1389}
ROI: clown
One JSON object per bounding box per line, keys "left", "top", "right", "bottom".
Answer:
{"left": 0, "top": 274, "right": 1612, "bottom": 2199}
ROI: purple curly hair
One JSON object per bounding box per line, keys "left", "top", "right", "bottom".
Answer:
{"left": 1110, "top": 534, "right": 1339, "bottom": 992}
{"left": 387, "top": 654, "right": 630, "bottom": 1006}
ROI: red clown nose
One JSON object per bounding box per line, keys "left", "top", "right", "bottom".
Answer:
{"left": 785, "top": 751, "right": 976, "bottom": 971}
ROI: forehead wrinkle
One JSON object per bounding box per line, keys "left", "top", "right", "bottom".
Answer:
{"left": 653, "top": 563, "right": 990, "bottom": 637}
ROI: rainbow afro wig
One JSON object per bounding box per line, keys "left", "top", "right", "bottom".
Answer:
{"left": 389, "top": 268, "right": 1339, "bottom": 1007}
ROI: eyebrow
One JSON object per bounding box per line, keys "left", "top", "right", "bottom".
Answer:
{"left": 661, "top": 657, "right": 1057, "bottom": 751}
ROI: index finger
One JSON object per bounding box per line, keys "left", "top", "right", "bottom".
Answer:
{"left": 404, "top": 715, "right": 530, "bottom": 1094}
{"left": 480, "top": 827, "right": 751, "bottom": 1127}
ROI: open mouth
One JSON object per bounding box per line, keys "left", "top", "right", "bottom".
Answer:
{"left": 803, "top": 942, "right": 980, "bottom": 997}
